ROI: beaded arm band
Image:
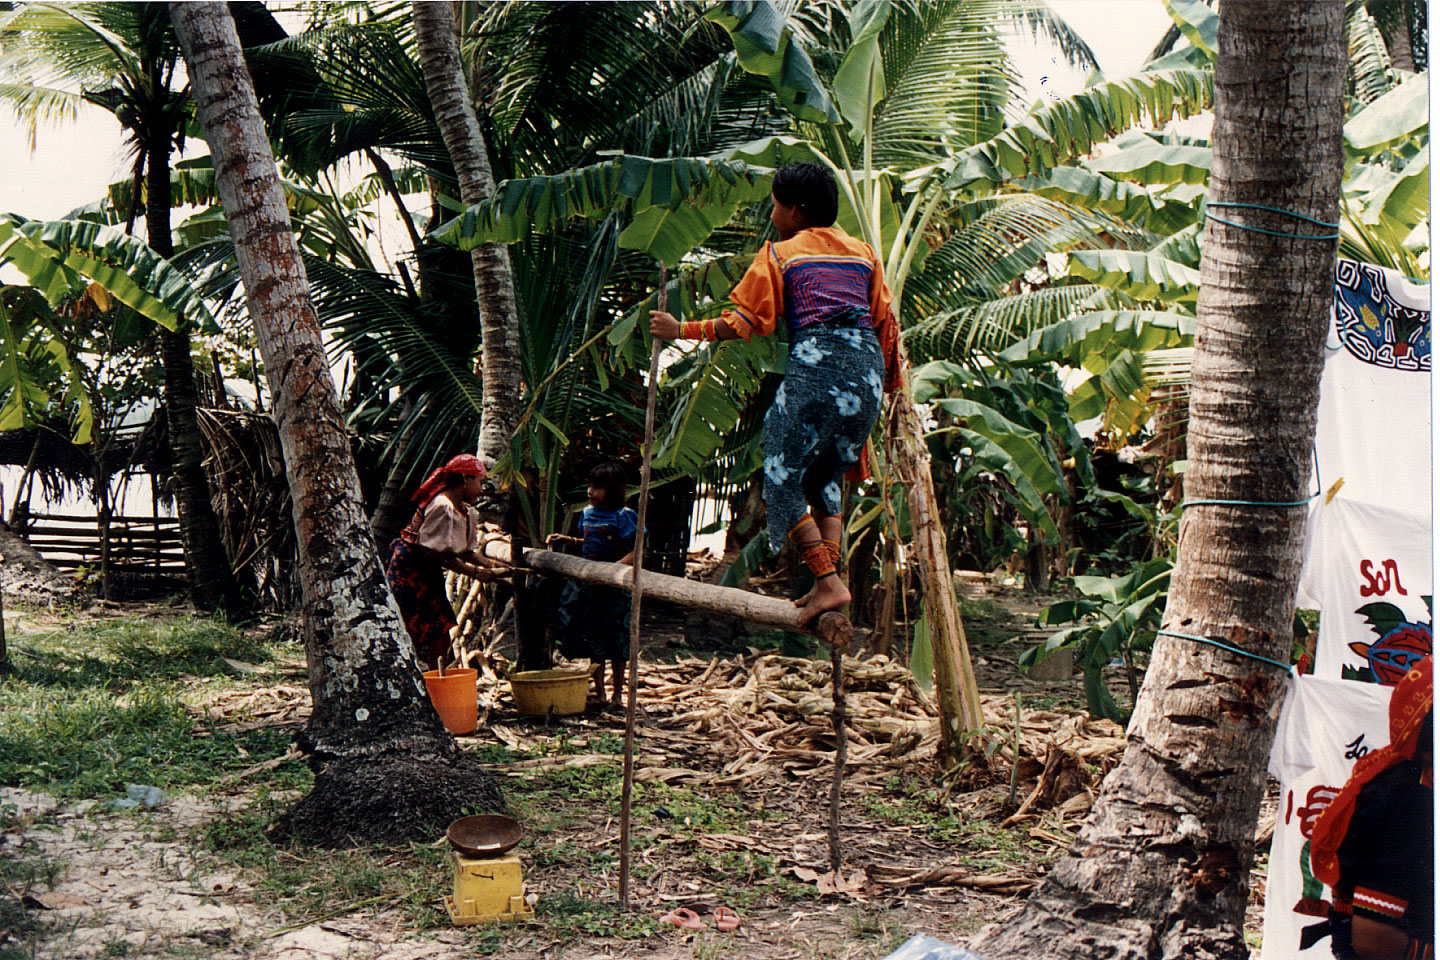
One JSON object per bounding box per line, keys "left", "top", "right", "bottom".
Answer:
{"left": 679, "top": 319, "right": 721, "bottom": 341}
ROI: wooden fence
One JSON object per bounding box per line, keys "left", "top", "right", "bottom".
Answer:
{"left": 22, "top": 513, "right": 188, "bottom": 577}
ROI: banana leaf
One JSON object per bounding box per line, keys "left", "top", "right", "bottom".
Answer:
{"left": 703, "top": 1, "right": 841, "bottom": 125}
{"left": 1344, "top": 71, "right": 1429, "bottom": 156}
{"left": 0, "top": 215, "right": 218, "bottom": 333}
{"left": 1068, "top": 249, "right": 1201, "bottom": 302}
{"left": 939, "top": 66, "right": 1214, "bottom": 190}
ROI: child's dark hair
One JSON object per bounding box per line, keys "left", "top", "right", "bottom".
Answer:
{"left": 772, "top": 162, "right": 838, "bottom": 228}
{"left": 588, "top": 461, "right": 628, "bottom": 507}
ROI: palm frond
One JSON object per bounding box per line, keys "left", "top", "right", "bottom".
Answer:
{"left": 1348, "top": 2, "right": 1397, "bottom": 105}
{"left": 905, "top": 284, "right": 1124, "bottom": 363}
{"left": 1001, "top": 1, "right": 1100, "bottom": 73}
{"left": 904, "top": 194, "right": 1154, "bottom": 318}
{"left": 431, "top": 155, "right": 772, "bottom": 267}
{"left": 939, "top": 66, "right": 1215, "bottom": 190}
{"left": 872, "top": 0, "right": 1016, "bottom": 166}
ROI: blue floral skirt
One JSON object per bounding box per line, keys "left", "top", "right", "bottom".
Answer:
{"left": 763, "top": 324, "right": 884, "bottom": 551}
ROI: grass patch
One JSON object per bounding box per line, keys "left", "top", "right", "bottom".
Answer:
{"left": 862, "top": 781, "right": 1055, "bottom": 871}
{"left": 538, "top": 892, "right": 659, "bottom": 940}
{"left": 198, "top": 790, "right": 449, "bottom": 928}
{"left": 0, "top": 617, "right": 309, "bottom": 799}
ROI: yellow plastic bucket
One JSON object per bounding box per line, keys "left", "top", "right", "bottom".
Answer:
{"left": 423, "top": 667, "right": 479, "bottom": 735}
{"left": 509, "top": 668, "right": 591, "bottom": 717}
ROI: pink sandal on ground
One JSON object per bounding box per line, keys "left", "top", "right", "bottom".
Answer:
{"left": 713, "top": 905, "right": 741, "bottom": 931}
{"left": 659, "top": 907, "right": 705, "bottom": 930}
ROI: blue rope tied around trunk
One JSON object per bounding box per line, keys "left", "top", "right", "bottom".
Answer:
{"left": 1157, "top": 629, "right": 1294, "bottom": 674}
{"left": 1179, "top": 492, "right": 1319, "bottom": 509}
{"left": 1207, "top": 201, "right": 1340, "bottom": 229}
{"left": 1204, "top": 203, "right": 1340, "bottom": 241}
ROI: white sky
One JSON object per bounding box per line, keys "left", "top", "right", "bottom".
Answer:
{"left": 0, "top": 1, "right": 1180, "bottom": 223}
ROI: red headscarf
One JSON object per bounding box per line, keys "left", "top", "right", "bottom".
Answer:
{"left": 411, "top": 454, "right": 487, "bottom": 511}
{"left": 1311, "top": 656, "right": 1433, "bottom": 886}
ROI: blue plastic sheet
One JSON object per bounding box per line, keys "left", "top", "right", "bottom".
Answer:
{"left": 880, "top": 934, "right": 986, "bottom": 960}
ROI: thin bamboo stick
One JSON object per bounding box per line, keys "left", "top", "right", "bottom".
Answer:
{"left": 620, "top": 262, "right": 666, "bottom": 910}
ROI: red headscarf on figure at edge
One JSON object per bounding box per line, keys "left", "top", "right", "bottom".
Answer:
{"left": 1310, "top": 655, "right": 1433, "bottom": 887}
{"left": 410, "top": 455, "right": 487, "bottom": 512}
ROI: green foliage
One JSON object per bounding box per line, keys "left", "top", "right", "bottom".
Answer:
{"left": 433, "top": 156, "right": 773, "bottom": 267}
{"left": 0, "top": 215, "right": 218, "bottom": 333}
{"left": 939, "top": 67, "right": 1214, "bottom": 190}
{"left": 1343, "top": 70, "right": 1429, "bottom": 155}
{"left": 1067, "top": 249, "right": 1201, "bottom": 302}
{"left": 1162, "top": 0, "right": 1218, "bottom": 61}
{"left": 1030, "top": 557, "right": 1174, "bottom": 721}
{"left": 0, "top": 286, "right": 92, "bottom": 443}
{"left": 999, "top": 309, "right": 1194, "bottom": 366}
{"left": 0, "top": 617, "right": 309, "bottom": 798}
{"left": 914, "top": 358, "right": 1087, "bottom": 544}
{"left": 702, "top": 1, "right": 840, "bottom": 125}
{"left": 1083, "top": 141, "right": 1211, "bottom": 185}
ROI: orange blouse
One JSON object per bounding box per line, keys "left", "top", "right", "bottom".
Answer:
{"left": 721, "top": 226, "right": 903, "bottom": 393}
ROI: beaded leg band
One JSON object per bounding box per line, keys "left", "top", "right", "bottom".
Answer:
{"left": 789, "top": 514, "right": 837, "bottom": 579}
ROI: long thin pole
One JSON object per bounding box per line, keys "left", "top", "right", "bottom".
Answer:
{"left": 828, "top": 643, "right": 846, "bottom": 872}
{"left": 619, "top": 262, "right": 665, "bottom": 910}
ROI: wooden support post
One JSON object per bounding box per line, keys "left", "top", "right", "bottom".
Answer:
{"left": 620, "top": 263, "right": 666, "bottom": 911}
{"left": 828, "top": 643, "right": 846, "bottom": 872}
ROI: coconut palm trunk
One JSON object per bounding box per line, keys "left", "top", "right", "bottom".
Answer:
{"left": 971, "top": 4, "right": 1346, "bottom": 958}
{"left": 170, "top": 0, "right": 502, "bottom": 843}
{"left": 411, "top": 1, "right": 522, "bottom": 465}
{"left": 144, "top": 93, "right": 245, "bottom": 616}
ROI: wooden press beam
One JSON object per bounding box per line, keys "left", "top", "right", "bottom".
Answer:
{"left": 481, "top": 540, "right": 852, "bottom": 645}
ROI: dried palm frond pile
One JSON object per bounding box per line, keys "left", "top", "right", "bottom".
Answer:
{"left": 487, "top": 652, "right": 1127, "bottom": 821}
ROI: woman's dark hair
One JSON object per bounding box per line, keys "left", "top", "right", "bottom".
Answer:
{"left": 588, "top": 461, "right": 628, "bottom": 508}
{"left": 772, "top": 162, "right": 838, "bottom": 228}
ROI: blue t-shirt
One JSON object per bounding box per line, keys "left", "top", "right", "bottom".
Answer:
{"left": 579, "top": 505, "right": 639, "bottom": 562}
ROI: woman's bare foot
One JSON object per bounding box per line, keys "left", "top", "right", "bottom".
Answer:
{"left": 795, "top": 575, "right": 850, "bottom": 626}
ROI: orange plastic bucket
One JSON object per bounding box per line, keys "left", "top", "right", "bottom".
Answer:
{"left": 423, "top": 667, "right": 479, "bottom": 735}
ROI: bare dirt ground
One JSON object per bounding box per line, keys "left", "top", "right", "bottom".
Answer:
{"left": 1, "top": 582, "right": 1272, "bottom": 960}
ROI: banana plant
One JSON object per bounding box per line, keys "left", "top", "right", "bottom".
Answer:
{"left": 0, "top": 285, "right": 93, "bottom": 444}
{"left": 1027, "top": 555, "right": 1174, "bottom": 721}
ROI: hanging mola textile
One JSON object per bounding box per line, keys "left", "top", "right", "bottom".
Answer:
{"left": 1296, "top": 260, "right": 1431, "bottom": 684}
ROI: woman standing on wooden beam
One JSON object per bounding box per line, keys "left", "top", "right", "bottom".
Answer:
{"left": 649, "top": 163, "right": 902, "bottom": 627}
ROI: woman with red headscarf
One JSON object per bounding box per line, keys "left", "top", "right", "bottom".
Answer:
{"left": 384, "top": 454, "right": 509, "bottom": 668}
{"left": 1310, "top": 657, "right": 1433, "bottom": 959}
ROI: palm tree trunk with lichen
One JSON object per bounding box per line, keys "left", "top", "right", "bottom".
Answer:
{"left": 411, "top": 0, "right": 522, "bottom": 466}
{"left": 171, "top": 0, "right": 502, "bottom": 844}
{"left": 969, "top": 3, "right": 1344, "bottom": 957}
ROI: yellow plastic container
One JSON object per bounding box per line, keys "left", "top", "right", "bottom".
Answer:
{"left": 444, "top": 852, "right": 534, "bottom": 925}
{"left": 423, "top": 667, "right": 478, "bottom": 734}
{"left": 508, "top": 668, "right": 591, "bottom": 717}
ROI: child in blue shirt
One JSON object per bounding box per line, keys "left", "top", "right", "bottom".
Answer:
{"left": 549, "top": 462, "right": 639, "bottom": 705}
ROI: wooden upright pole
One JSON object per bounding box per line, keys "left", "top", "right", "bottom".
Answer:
{"left": 619, "top": 263, "right": 666, "bottom": 910}
{"left": 828, "top": 642, "right": 846, "bottom": 872}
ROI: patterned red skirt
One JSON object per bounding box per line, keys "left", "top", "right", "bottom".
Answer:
{"left": 384, "top": 539, "right": 456, "bottom": 668}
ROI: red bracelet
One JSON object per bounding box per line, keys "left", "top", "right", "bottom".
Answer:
{"left": 680, "top": 320, "right": 720, "bottom": 341}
